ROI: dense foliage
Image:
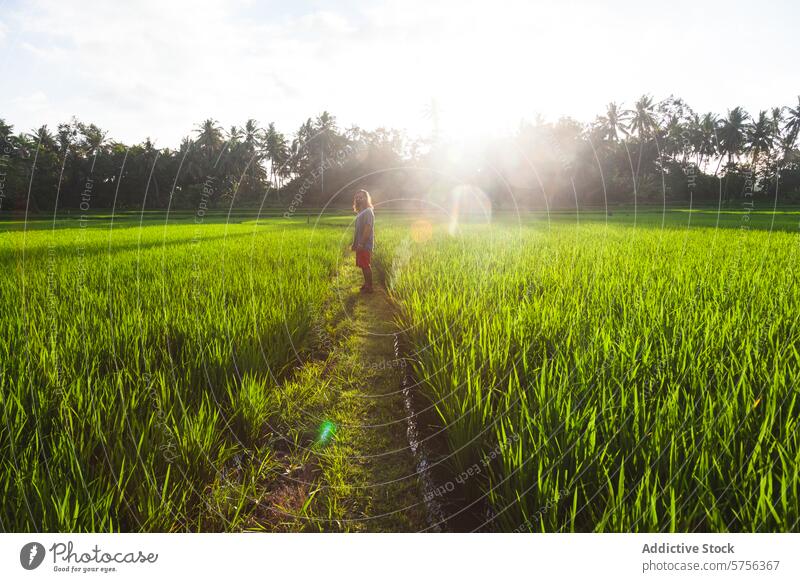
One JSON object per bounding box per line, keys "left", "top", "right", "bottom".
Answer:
{"left": 2, "top": 96, "right": 799, "bottom": 214}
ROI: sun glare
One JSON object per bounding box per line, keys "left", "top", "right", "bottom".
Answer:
{"left": 448, "top": 184, "right": 492, "bottom": 235}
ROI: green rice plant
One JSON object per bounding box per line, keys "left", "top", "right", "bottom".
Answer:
{"left": 226, "top": 374, "right": 281, "bottom": 447}
{"left": 0, "top": 218, "right": 343, "bottom": 531}
{"left": 381, "top": 220, "right": 800, "bottom": 532}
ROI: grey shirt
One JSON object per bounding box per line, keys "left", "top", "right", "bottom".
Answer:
{"left": 353, "top": 207, "right": 375, "bottom": 251}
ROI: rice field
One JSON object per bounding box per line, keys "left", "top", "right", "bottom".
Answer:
{"left": 2, "top": 210, "right": 799, "bottom": 532}
{"left": 0, "top": 217, "right": 341, "bottom": 531}
{"left": 379, "top": 215, "right": 800, "bottom": 531}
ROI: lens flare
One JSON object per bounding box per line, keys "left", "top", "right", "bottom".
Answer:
{"left": 318, "top": 420, "right": 336, "bottom": 445}
{"left": 449, "top": 184, "right": 492, "bottom": 235}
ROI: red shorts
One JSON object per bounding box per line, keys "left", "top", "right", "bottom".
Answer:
{"left": 356, "top": 249, "right": 372, "bottom": 268}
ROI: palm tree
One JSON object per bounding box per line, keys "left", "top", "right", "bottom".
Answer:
{"left": 315, "top": 111, "right": 338, "bottom": 165}
{"left": 770, "top": 107, "right": 784, "bottom": 134}
{"left": 264, "top": 122, "right": 289, "bottom": 197}
{"left": 592, "top": 102, "right": 634, "bottom": 202}
{"left": 0, "top": 119, "right": 13, "bottom": 141}
{"left": 193, "top": 118, "right": 225, "bottom": 180}
{"left": 783, "top": 96, "right": 800, "bottom": 155}
{"left": 746, "top": 111, "right": 774, "bottom": 191}
{"left": 663, "top": 114, "right": 685, "bottom": 162}
{"left": 717, "top": 107, "right": 750, "bottom": 204}
{"left": 80, "top": 123, "right": 107, "bottom": 154}
{"left": 228, "top": 120, "right": 267, "bottom": 201}
{"left": 628, "top": 95, "right": 659, "bottom": 138}
{"left": 686, "top": 113, "right": 702, "bottom": 166}
{"left": 228, "top": 125, "right": 242, "bottom": 144}
{"left": 628, "top": 95, "right": 659, "bottom": 188}
{"left": 597, "top": 102, "right": 629, "bottom": 143}
{"left": 695, "top": 113, "right": 719, "bottom": 171}
{"left": 194, "top": 119, "right": 224, "bottom": 155}
{"left": 242, "top": 119, "right": 262, "bottom": 151}
{"left": 763, "top": 107, "right": 786, "bottom": 190}
{"left": 291, "top": 118, "right": 316, "bottom": 176}
{"left": 30, "top": 125, "right": 57, "bottom": 150}
{"left": 718, "top": 107, "right": 749, "bottom": 169}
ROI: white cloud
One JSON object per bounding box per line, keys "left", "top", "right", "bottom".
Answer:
{"left": 1, "top": 0, "right": 798, "bottom": 145}
{"left": 5, "top": 0, "right": 378, "bottom": 142}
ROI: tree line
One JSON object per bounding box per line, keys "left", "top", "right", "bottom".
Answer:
{"left": 1, "top": 95, "right": 799, "bottom": 214}
{"left": 0, "top": 112, "right": 409, "bottom": 213}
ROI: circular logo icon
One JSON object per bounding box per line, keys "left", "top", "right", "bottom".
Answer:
{"left": 20, "top": 542, "right": 46, "bottom": 570}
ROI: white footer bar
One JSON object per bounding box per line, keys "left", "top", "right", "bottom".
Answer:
{"left": 1, "top": 533, "right": 797, "bottom": 581}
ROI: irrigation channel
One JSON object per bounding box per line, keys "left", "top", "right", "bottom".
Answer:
{"left": 393, "top": 332, "right": 490, "bottom": 532}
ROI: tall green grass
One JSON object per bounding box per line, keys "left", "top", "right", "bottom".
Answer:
{"left": 381, "top": 221, "right": 800, "bottom": 531}
{"left": 0, "top": 220, "right": 341, "bottom": 531}
{"left": 4, "top": 211, "right": 798, "bottom": 533}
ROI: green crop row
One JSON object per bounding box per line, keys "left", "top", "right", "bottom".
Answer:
{"left": 380, "top": 221, "right": 800, "bottom": 531}
{"left": 0, "top": 221, "right": 341, "bottom": 531}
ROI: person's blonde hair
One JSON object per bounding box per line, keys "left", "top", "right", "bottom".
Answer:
{"left": 353, "top": 189, "right": 373, "bottom": 212}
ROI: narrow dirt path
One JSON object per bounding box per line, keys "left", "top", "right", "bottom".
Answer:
{"left": 305, "top": 261, "right": 428, "bottom": 531}
{"left": 251, "top": 259, "right": 428, "bottom": 532}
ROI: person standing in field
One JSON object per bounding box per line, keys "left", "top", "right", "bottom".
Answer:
{"left": 352, "top": 189, "right": 375, "bottom": 293}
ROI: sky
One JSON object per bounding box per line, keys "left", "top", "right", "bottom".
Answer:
{"left": 1, "top": 0, "right": 798, "bottom": 146}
